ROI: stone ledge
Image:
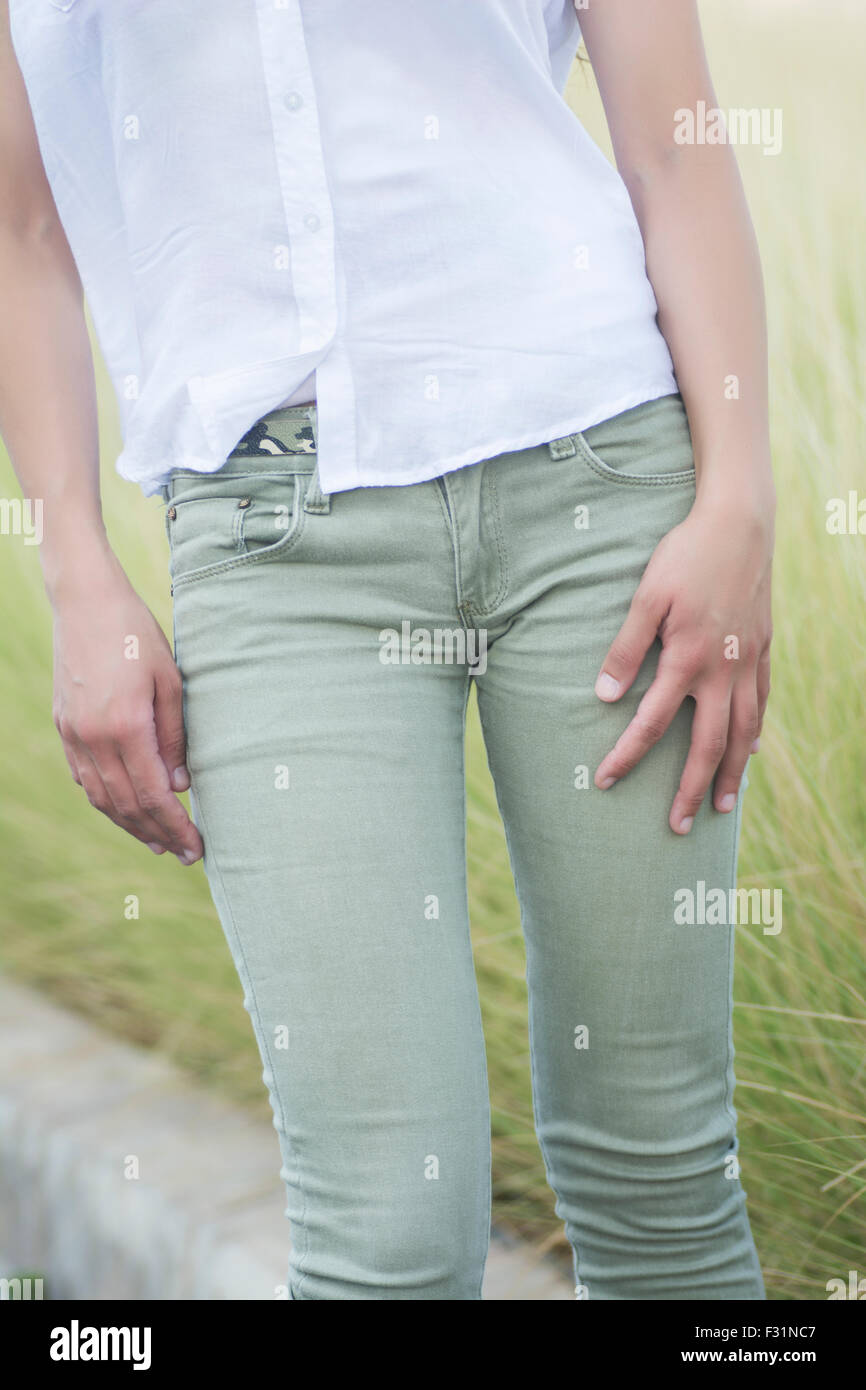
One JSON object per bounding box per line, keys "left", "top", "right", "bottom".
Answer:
{"left": 0, "top": 977, "right": 571, "bottom": 1300}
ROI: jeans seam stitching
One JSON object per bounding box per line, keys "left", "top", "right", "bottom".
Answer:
{"left": 722, "top": 781, "right": 763, "bottom": 1294}
{"left": 461, "top": 665, "right": 493, "bottom": 1299}
{"left": 468, "top": 469, "right": 509, "bottom": 617}
{"left": 474, "top": 691, "right": 585, "bottom": 1296}
{"left": 181, "top": 730, "right": 308, "bottom": 1296}
{"left": 435, "top": 476, "right": 466, "bottom": 612}
{"left": 170, "top": 475, "right": 308, "bottom": 587}
{"left": 723, "top": 787, "right": 746, "bottom": 1135}
{"left": 573, "top": 430, "right": 696, "bottom": 488}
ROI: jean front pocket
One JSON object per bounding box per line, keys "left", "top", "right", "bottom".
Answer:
{"left": 574, "top": 393, "right": 697, "bottom": 488}
{"left": 165, "top": 468, "right": 308, "bottom": 588}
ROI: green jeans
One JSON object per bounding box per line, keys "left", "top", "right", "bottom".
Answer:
{"left": 162, "top": 393, "right": 765, "bottom": 1300}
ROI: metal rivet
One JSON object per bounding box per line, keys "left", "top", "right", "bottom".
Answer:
{"left": 167, "top": 505, "right": 176, "bottom": 520}
{"left": 238, "top": 497, "right": 251, "bottom": 509}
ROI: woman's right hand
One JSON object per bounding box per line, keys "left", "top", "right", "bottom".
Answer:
{"left": 50, "top": 550, "right": 204, "bottom": 865}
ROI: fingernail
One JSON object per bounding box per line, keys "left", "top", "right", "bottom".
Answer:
{"left": 146, "top": 842, "right": 165, "bottom": 855}
{"left": 172, "top": 766, "right": 190, "bottom": 791}
{"left": 595, "top": 673, "right": 621, "bottom": 700}
{"left": 677, "top": 816, "right": 694, "bottom": 834}
{"left": 719, "top": 793, "right": 737, "bottom": 813}
{"left": 750, "top": 739, "right": 760, "bottom": 754}
{"left": 178, "top": 848, "right": 198, "bottom": 865}
{"left": 598, "top": 776, "right": 617, "bottom": 790}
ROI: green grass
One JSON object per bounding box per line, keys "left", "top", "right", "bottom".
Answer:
{"left": 1, "top": 0, "right": 864, "bottom": 1298}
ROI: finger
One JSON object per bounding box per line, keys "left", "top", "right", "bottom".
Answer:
{"left": 153, "top": 665, "right": 190, "bottom": 791}
{"left": 72, "top": 746, "right": 114, "bottom": 818}
{"left": 752, "top": 646, "right": 771, "bottom": 752}
{"left": 713, "top": 683, "right": 760, "bottom": 813}
{"left": 594, "top": 588, "right": 663, "bottom": 702}
{"left": 74, "top": 737, "right": 171, "bottom": 853}
{"left": 55, "top": 708, "right": 87, "bottom": 786}
{"left": 58, "top": 732, "right": 83, "bottom": 785}
{"left": 118, "top": 717, "right": 203, "bottom": 863}
{"left": 669, "top": 689, "right": 731, "bottom": 834}
{"left": 595, "top": 669, "right": 686, "bottom": 788}
{"left": 94, "top": 751, "right": 177, "bottom": 851}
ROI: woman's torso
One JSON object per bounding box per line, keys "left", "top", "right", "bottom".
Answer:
{"left": 9, "top": 0, "right": 677, "bottom": 496}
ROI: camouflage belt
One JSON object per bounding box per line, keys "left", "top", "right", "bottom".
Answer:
{"left": 229, "top": 403, "right": 318, "bottom": 459}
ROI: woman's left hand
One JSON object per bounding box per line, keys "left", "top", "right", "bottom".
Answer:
{"left": 593, "top": 489, "right": 774, "bottom": 834}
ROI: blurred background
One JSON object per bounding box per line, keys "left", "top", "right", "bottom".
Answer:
{"left": 1, "top": 0, "right": 864, "bottom": 1300}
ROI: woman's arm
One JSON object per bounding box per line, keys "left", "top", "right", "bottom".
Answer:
{"left": 0, "top": 1, "right": 202, "bottom": 864}
{"left": 579, "top": 0, "right": 775, "bottom": 833}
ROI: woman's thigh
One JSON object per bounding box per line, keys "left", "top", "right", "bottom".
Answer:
{"left": 168, "top": 465, "right": 491, "bottom": 1299}
{"left": 473, "top": 395, "right": 765, "bottom": 1298}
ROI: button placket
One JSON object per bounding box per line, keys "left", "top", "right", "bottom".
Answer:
{"left": 256, "top": 0, "right": 338, "bottom": 355}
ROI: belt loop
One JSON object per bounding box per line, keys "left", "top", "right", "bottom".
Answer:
{"left": 302, "top": 403, "right": 330, "bottom": 512}
{"left": 548, "top": 434, "right": 578, "bottom": 461}
{"left": 303, "top": 462, "right": 330, "bottom": 514}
